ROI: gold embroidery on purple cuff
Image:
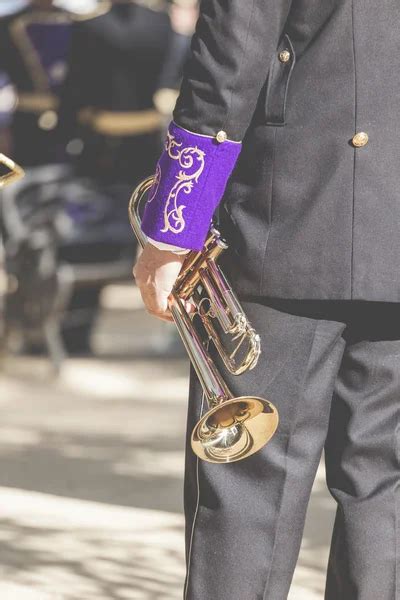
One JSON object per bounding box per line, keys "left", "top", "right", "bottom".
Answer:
{"left": 161, "top": 132, "right": 206, "bottom": 234}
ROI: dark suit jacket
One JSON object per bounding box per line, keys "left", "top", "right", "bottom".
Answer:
{"left": 173, "top": 0, "right": 400, "bottom": 301}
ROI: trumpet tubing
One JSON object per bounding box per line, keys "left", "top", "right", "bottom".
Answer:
{"left": 129, "top": 175, "right": 279, "bottom": 463}
{"left": 0, "top": 154, "right": 24, "bottom": 188}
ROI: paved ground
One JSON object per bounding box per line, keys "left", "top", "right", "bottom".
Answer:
{"left": 0, "top": 284, "right": 337, "bottom": 599}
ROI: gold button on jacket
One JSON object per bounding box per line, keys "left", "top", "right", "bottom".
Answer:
{"left": 352, "top": 131, "right": 369, "bottom": 147}
{"left": 279, "top": 50, "right": 291, "bottom": 63}
{"left": 216, "top": 130, "right": 228, "bottom": 143}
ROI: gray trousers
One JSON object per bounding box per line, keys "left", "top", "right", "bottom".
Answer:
{"left": 183, "top": 300, "right": 400, "bottom": 600}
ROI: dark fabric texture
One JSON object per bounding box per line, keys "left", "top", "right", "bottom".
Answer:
{"left": 183, "top": 300, "right": 400, "bottom": 600}
{"left": 172, "top": 0, "right": 400, "bottom": 301}
{"left": 174, "top": 0, "right": 293, "bottom": 141}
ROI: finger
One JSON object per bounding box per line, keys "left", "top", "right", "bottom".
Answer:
{"left": 146, "top": 304, "right": 172, "bottom": 318}
{"left": 185, "top": 301, "right": 195, "bottom": 314}
{"left": 147, "top": 308, "right": 175, "bottom": 322}
{"left": 139, "top": 284, "right": 169, "bottom": 315}
{"left": 135, "top": 245, "right": 143, "bottom": 261}
{"left": 155, "top": 313, "right": 174, "bottom": 323}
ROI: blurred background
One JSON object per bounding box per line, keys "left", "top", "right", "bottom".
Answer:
{"left": 0, "top": 1, "right": 336, "bottom": 598}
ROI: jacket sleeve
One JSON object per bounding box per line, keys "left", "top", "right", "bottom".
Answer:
{"left": 141, "top": 0, "right": 292, "bottom": 251}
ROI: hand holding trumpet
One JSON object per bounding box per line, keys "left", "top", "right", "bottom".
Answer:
{"left": 133, "top": 243, "right": 188, "bottom": 322}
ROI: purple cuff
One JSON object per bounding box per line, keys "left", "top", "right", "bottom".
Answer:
{"left": 141, "top": 121, "right": 242, "bottom": 251}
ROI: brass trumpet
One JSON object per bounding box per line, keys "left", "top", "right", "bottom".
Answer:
{"left": 129, "top": 176, "right": 279, "bottom": 463}
{"left": 0, "top": 154, "right": 24, "bottom": 188}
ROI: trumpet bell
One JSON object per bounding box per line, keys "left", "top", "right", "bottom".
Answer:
{"left": 191, "top": 396, "right": 279, "bottom": 464}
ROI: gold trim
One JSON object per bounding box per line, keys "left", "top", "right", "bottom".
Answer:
{"left": 171, "top": 121, "right": 242, "bottom": 144}
{"left": 216, "top": 130, "right": 227, "bottom": 143}
{"left": 17, "top": 92, "right": 59, "bottom": 114}
{"left": 68, "top": 0, "right": 112, "bottom": 21}
{"left": 78, "top": 108, "right": 163, "bottom": 136}
{"left": 153, "top": 88, "right": 179, "bottom": 116}
{"left": 69, "top": 0, "right": 167, "bottom": 20}
{"left": 10, "top": 11, "right": 72, "bottom": 92}
{"left": 0, "top": 154, "right": 25, "bottom": 188}
{"left": 161, "top": 130, "right": 206, "bottom": 234}
{"left": 128, "top": 0, "right": 168, "bottom": 13}
{"left": 172, "top": 0, "right": 198, "bottom": 7}
{"left": 352, "top": 131, "right": 369, "bottom": 148}
{"left": 278, "top": 50, "right": 291, "bottom": 63}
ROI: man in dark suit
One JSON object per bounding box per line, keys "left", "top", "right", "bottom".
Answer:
{"left": 58, "top": 0, "right": 172, "bottom": 185}
{"left": 134, "top": 2, "right": 400, "bottom": 598}
{"left": 55, "top": 0, "right": 172, "bottom": 353}
{"left": 0, "top": 0, "right": 72, "bottom": 166}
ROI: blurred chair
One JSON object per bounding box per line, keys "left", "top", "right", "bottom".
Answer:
{"left": 0, "top": 165, "right": 133, "bottom": 369}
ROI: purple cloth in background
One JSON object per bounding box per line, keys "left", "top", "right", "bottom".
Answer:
{"left": 26, "top": 22, "right": 71, "bottom": 91}
{"left": 141, "top": 121, "right": 242, "bottom": 251}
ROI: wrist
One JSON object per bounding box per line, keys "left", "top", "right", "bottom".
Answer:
{"left": 147, "top": 236, "right": 191, "bottom": 255}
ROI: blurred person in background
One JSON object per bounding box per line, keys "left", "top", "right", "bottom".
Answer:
{"left": 0, "top": 0, "right": 194, "bottom": 359}
{"left": 0, "top": 0, "right": 72, "bottom": 166}
{"left": 0, "top": 1, "right": 120, "bottom": 359}
{"left": 0, "top": 1, "right": 71, "bottom": 362}
{"left": 0, "top": 72, "right": 16, "bottom": 154}
{"left": 58, "top": 0, "right": 171, "bottom": 186}
{"left": 0, "top": 0, "right": 28, "bottom": 151}
{"left": 56, "top": 0, "right": 192, "bottom": 354}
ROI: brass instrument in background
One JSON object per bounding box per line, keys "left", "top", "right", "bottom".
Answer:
{"left": 129, "top": 176, "right": 279, "bottom": 464}
{"left": 0, "top": 154, "right": 24, "bottom": 188}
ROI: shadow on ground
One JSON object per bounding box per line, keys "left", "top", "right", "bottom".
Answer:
{"left": 0, "top": 511, "right": 184, "bottom": 600}
{"left": 0, "top": 297, "right": 336, "bottom": 599}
